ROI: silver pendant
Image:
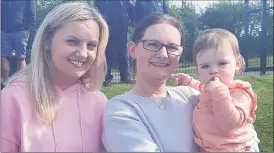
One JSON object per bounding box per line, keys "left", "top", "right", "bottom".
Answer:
{"left": 159, "top": 105, "right": 165, "bottom": 110}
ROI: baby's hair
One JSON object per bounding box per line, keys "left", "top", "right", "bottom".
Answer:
{"left": 193, "top": 28, "right": 245, "bottom": 72}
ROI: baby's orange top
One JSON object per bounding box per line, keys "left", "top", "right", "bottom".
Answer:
{"left": 182, "top": 74, "right": 259, "bottom": 152}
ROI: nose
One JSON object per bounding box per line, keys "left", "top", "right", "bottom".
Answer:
{"left": 210, "top": 66, "right": 218, "bottom": 74}
{"left": 156, "top": 46, "right": 168, "bottom": 58}
{"left": 76, "top": 45, "right": 88, "bottom": 58}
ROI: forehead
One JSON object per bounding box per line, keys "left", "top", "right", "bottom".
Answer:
{"left": 56, "top": 20, "right": 99, "bottom": 40}
{"left": 142, "top": 23, "right": 181, "bottom": 44}
{"left": 197, "top": 47, "right": 235, "bottom": 61}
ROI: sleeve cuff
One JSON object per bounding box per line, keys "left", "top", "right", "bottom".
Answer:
{"left": 182, "top": 74, "right": 192, "bottom": 86}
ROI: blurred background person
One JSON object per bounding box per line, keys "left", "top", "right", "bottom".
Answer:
{"left": 95, "top": 0, "right": 135, "bottom": 86}
{"left": 1, "top": 0, "right": 36, "bottom": 89}
{"left": 135, "top": 0, "right": 168, "bottom": 24}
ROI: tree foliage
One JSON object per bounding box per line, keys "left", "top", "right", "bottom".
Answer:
{"left": 199, "top": 1, "right": 245, "bottom": 37}
{"left": 167, "top": 1, "right": 273, "bottom": 59}
{"left": 168, "top": 2, "right": 199, "bottom": 61}
{"left": 36, "top": 0, "right": 64, "bottom": 27}
{"left": 34, "top": 0, "right": 273, "bottom": 60}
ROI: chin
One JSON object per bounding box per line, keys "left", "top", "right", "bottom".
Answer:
{"left": 153, "top": 73, "right": 170, "bottom": 81}
{"left": 69, "top": 71, "right": 87, "bottom": 79}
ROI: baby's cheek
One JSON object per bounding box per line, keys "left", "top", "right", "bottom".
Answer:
{"left": 198, "top": 70, "right": 209, "bottom": 84}
{"left": 220, "top": 71, "right": 234, "bottom": 84}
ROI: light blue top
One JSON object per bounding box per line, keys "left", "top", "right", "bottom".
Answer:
{"left": 102, "top": 86, "right": 200, "bottom": 152}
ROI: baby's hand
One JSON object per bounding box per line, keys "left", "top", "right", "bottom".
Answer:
{"left": 171, "top": 73, "right": 188, "bottom": 86}
{"left": 205, "top": 77, "right": 225, "bottom": 91}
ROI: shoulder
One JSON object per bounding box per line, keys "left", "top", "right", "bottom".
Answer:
{"left": 105, "top": 93, "right": 140, "bottom": 117}
{"left": 92, "top": 91, "right": 108, "bottom": 102}
{"left": 1, "top": 76, "right": 30, "bottom": 127}
{"left": 83, "top": 90, "right": 108, "bottom": 109}
{"left": 7, "top": 74, "right": 29, "bottom": 89}
{"left": 230, "top": 80, "right": 252, "bottom": 90}
{"left": 167, "top": 86, "right": 200, "bottom": 99}
{"left": 230, "top": 80, "right": 257, "bottom": 118}
{"left": 1, "top": 86, "right": 24, "bottom": 113}
{"left": 2, "top": 75, "right": 30, "bottom": 106}
{"left": 229, "top": 80, "right": 257, "bottom": 101}
{"left": 2, "top": 75, "right": 32, "bottom": 145}
{"left": 167, "top": 86, "right": 200, "bottom": 108}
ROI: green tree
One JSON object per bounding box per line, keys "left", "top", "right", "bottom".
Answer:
{"left": 36, "top": 0, "right": 64, "bottom": 27}
{"left": 36, "top": 0, "right": 94, "bottom": 28}
{"left": 199, "top": 1, "right": 245, "bottom": 37}
{"left": 167, "top": 1, "right": 199, "bottom": 62}
{"left": 199, "top": 1, "right": 273, "bottom": 57}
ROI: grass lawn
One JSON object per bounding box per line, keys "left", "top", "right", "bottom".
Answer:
{"left": 101, "top": 75, "right": 273, "bottom": 152}
{"left": 242, "top": 76, "right": 273, "bottom": 152}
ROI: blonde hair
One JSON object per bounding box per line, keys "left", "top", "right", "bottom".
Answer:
{"left": 9, "top": 1, "right": 109, "bottom": 124}
{"left": 193, "top": 28, "right": 245, "bottom": 72}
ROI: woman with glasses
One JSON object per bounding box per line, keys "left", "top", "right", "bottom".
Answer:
{"left": 102, "top": 14, "right": 200, "bottom": 152}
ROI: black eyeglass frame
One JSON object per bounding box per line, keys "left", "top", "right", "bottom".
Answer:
{"left": 134, "top": 39, "right": 184, "bottom": 56}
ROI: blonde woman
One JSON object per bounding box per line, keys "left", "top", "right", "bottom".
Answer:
{"left": 1, "top": 2, "right": 109, "bottom": 152}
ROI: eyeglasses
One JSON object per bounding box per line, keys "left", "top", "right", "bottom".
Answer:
{"left": 135, "top": 40, "right": 183, "bottom": 56}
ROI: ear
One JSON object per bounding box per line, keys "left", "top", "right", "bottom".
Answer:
{"left": 235, "top": 56, "right": 242, "bottom": 72}
{"left": 128, "top": 41, "right": 136, "bottom": 60}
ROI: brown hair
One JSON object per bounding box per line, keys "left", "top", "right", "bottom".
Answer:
{"left": 132, "top": 13, "right": 184, "bottom": 45}
{"left": 193, "top": 28, "right": 245, "bottom": 72}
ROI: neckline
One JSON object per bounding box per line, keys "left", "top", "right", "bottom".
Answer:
{"left": 127, "top": 87, "right": 172, "bottom": 101}
{"left": 126, "top": 88, "right": 173, "bottom": 110}
{"left": 54, "top": 82, "right": 84, "bottom": 94}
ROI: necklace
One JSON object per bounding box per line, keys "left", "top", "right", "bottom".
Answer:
{"left": 149, "top": 91, "right": 170, "bottom": 110}
{"left": 132, "top": 88, "right": 170, "bottom": 110}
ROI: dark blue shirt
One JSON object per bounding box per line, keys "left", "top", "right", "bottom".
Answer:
{"left": 95, "top": 0, "right": 135, "bottom": 30}
{"left": 135, "top": 0, "right": 168, "bottom": 23}
{"left": 1, "top": 0, "right": 36, "bottom": 32}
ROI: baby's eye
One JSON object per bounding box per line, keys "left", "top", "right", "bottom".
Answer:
{"left": 201, "top": 65, "right": 209, "bottom": 69}
{"left": 219, "top": 61, "right": 228, "bottom": 66}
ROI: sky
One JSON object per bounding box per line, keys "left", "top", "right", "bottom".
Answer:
{"left": 169, "top": 1, "right": 216, "bottom": 13}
